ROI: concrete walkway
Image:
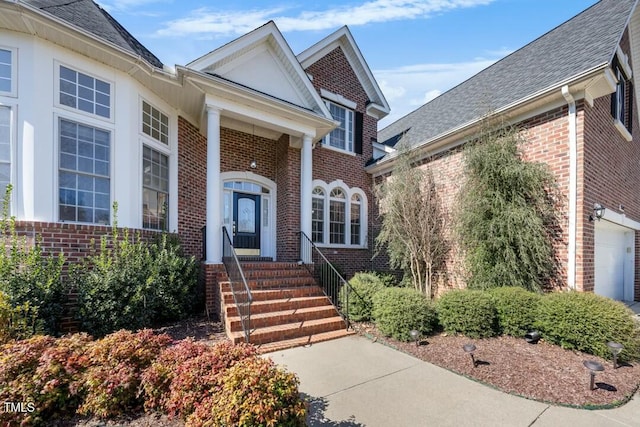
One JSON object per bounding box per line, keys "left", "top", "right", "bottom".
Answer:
{"left": 267, "top": 336, "right": 640, "bottom": 427}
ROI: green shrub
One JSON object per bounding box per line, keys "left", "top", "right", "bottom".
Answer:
{"left": 186, "top": 357, "right": 306, "bottom": 427}
{"left": 340, "top": 272, "right": 392, "bottom": 322}
{"left": 164, "top": 341, "right": 257, "bottom": 420}
{"left": 77, "top": 329, "right": 172, "bottom": 418}
{"left": 0, "top": 185, "right": 66, "bottom": 338}
{"left": 0, "top": 333, "right": 92, "bottom": 426}
{"left": 437, "top": 289, "right": 497, "bottom": 338}
{"left": 536, "top": 292, "right": 640, "bottom": 362}
{"left": 489, "top": 287, "right": 541, "bottom": 337}
{"left": 372, "top": 287, "right": 437, "bottom": 341}
{"left": 75, "top": 209, "right": 199, "bottom": 337}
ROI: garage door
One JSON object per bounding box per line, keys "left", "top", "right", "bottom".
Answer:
{"left": 594, "top": 220, "right": 634, "bottom": 301}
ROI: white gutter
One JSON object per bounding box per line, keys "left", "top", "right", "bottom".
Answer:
{"left": 561, "top": 85, "right": 577, "bottom": 291}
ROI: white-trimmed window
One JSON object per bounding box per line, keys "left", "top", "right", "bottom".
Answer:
{"left": 311, "top": 180, "right": 367, "bottom": 247}
{"left": 0, "top": 48, "right": 14, "bottom": 96}
{"left": 611, "top": 51, "right": 633, "bottom": 139}
{"left": 325, "top": 101, "right": 354, "bottom": 152}
{"left": 329, "top": 188, "right": 346, "bottom": 244}
{"left": 142, "top": 146, "right": 169, "bottom": 230}
{"left": 142, "top": 101, "right": 169, "bottom": 144}
{"left": 58, "top": 118, "right": 110, "bottom": 224}
{"left": 0, "top": 106, "right": 11, "bottom": 198}
{"left": 312, "top": 187, "right": 325, "bottom": 243}
{"left": 350, "top": 194, "right": 361, "bottom": 246}
{"left": 59, "top": 65, "right": 111, "bottom": 118}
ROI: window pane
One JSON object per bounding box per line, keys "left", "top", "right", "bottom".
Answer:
{"left": 142, "top": 101, "right": 169, "bottom": 144}
{"left": 142, "top": 145, "right": 169, "bottom": 230}
{"left": 351, "top": 202, "right": 361, "bottom": 245}
{"left": 59, "top": 66, "right": 110, "bottom": 118}
{"left": 312, "top": 197, "right": 324, "bottom": 243}
{"left": 58, "top": 119, "right": 110, "bottom": 224}
{"left": 326, "top": 102, "right": 354, "bottom": 152}
{"left": 329, "top": 199, "right": 345, "bottom": 244}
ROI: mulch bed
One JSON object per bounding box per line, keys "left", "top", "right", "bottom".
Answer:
{"left": 353, "top": 322, "right": 640, "bottom": 408}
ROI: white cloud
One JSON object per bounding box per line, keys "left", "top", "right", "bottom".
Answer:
{"left": 155, "top": 0, "right": 495, "bottom": 38}
{"left": 375, "top": 57, "right": 500, "bottom": 129}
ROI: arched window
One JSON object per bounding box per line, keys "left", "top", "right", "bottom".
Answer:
{"left": 311, "top": 181, "right": 367, "bottom": 247}
{"left": 329, "top": 188, "right": 346, "bottom": 244}
{"left": 312, "top": 187, "right": 325, "bottom": 243}
{"left": 351, "top": 194, "right": 361, "bottom": 246}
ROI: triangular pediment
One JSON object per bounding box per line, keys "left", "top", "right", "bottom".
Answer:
{"left": 187, "top": 22, "right": 329, "bottom": 117}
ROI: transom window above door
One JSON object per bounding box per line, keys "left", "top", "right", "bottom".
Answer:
{"left": 224, "top": 181, "right": 270, "bottom": 194}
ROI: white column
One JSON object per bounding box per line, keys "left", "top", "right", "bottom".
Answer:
{"left": 300, "top": 134, "right": 313, "bottom": 261}
{"left": 206, "top": 105, "right": 222, "bottom": 263}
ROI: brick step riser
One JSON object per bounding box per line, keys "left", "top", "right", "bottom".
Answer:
{"left": 225, "top": 297, "right": 330, "bottom": 317}
{"left": 220, "top": 279, "right": 316, "bottom": 292}
{"left": 230, "top": 319, "right": 346, "bottom": 345}
{"left": 239, "top": 263, "right": 306, "bottom": 270}
{"left": 239, "top": 268, "right": 312, "bottom": 278}
{"left": 222, "top": 287, "right": 324, "bottom": 303}
{"left": 226, "top": 307, "right": 339, "bottom": 332}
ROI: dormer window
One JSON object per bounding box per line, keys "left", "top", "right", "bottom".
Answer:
{"left": 611, "top": 51, "right": 633, "bottom": 140}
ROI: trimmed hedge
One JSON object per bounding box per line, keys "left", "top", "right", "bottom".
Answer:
{"left": 437, "top": 289, "right": 497, "bottom": 338}
{"left": 536, "top": 292, "right": 640, "bottom": 362}
{"left": 489, "top": 287, "right": 541, "bottom": 337}
{"left": 372, "top": 287, "right": 437, "bottom": 341}
{"left": 340, "top": 272, "right": 393, "bottom": 322}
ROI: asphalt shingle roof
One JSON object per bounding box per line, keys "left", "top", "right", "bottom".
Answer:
{"left": 24, "top": 0, "right": 163, "bottom": 68}
{"left": 378, "top": 0, "right": 637, "bottom": 148}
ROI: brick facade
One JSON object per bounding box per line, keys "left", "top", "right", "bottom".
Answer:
{"left": 305, "top": 46, "right": 382, "bottom": 277}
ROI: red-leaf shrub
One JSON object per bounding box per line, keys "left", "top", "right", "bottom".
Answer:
{"left": 77, "top": 329, "right": 172, "bottom": 418}
{"left": 185, "top": 357, "right": 306, "bottom": 427}
{"left": 164, "top": 341, "right": 257, "bottom": 419}
{"left": 140, "top": 338, "right": 210, "bottom": 412}
{"left": 0, "top": 333, "right": 92, "bottom": 426}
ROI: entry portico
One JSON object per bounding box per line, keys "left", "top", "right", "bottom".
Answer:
{"left": 179, "top": 21, "right": 336, "bottom": 263}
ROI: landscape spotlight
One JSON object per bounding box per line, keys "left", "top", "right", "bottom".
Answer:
{"left": 410, "top": 329, "right": 420, "bottom": 347}
{"left": 606, "top": 342, "right": 623, "bottom": 369}
{"left": 463, "top": 343, "right": 477, "bottom": 368}
{"left": 583, "top": 360, "right": 604, "bottom": 391}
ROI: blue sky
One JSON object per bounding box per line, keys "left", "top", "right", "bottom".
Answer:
{"left": 98, "top": 0, "right": 599, "bottom": 129}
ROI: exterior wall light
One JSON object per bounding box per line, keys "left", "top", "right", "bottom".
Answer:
{"left": 250, "top": 160, "right": 257, "bottom": 169}
{"left": 590, "top": 203, "right": 605, "bottom": 221}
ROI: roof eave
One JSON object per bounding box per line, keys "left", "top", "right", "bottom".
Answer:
{"left": 367, "top": 64, "right": 612, "bottom": 176}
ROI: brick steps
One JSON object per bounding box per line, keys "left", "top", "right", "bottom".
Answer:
{"left": 256, "top": 329, "right": 356, "bottom": 354}
{"left": 228, "top": 316, "right": 347, "bottom": 345}
{"left": 225, "top": 296, "right": 330, "bottom": 317}
{"left": 226, "top": 305, "right": 339, "bottom": 332}
{"left": 221, "top": 262, "right": 348, "bottom": 349}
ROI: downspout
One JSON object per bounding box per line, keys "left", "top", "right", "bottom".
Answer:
{"left": 562, "top": 85, "right": 577, "bottom": 290}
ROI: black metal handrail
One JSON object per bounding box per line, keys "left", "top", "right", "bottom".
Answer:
{"left": 222, "top": 226, "right": 252, "bottom": 342}
{"left": 299, "top": 231, "right": 365, "bottom": 329}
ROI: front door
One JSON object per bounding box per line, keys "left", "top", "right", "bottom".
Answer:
{"left": 233, "top": 192, "right": 261, "bottom": 256}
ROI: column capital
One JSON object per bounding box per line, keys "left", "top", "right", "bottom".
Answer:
{"left": 205, "top": 104, "right": 222, "bottom": 115}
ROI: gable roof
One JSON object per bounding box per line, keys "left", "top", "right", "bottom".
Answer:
{"left": 377, "top": 0, "right": 637, "bottom": 150}
{"left": 187, "top": 21, "right": 332, "bottom": 120}
{"left": 298, "top": 26, "right": 390, "bottom": 120}
{"left": 22, "top": 0, "right": 163, "bottom": 68}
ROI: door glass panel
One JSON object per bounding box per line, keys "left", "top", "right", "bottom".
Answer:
{"left": 238, "top": 198, "right": 256, "bottom": 233}
{"left": 223, "top": 191, "right": 231, "bottom": 225}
